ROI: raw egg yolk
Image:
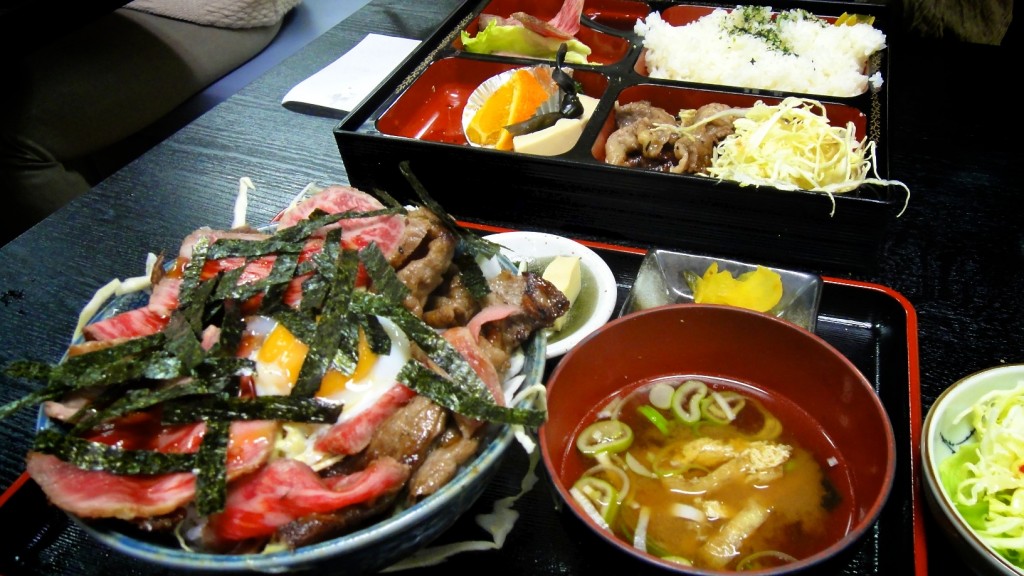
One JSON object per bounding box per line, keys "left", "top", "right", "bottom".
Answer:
{"left": 256, "top": 323, "right": 308, "bottom": 393}
{"left": 316, "top": 328, "right": 378, "bottom": 398}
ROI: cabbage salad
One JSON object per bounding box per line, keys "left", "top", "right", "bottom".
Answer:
{"left": 939, "top": 381, "right": 1024, "bottom": 569}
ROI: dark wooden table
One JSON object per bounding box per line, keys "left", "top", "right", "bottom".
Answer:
{"left": 0, "top": 0, "right": 1019, "bottom": 574}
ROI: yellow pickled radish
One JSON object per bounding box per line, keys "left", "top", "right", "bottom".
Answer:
{"left": 691, "top": 262, "right": 783, "bottom": 312}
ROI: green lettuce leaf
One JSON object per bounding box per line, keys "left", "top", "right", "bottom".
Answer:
{"left": 461, "top": 20, "right": 591, "bottom": 64}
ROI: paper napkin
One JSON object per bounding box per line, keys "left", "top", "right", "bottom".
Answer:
{"left": 282, "top": 34, "right": 420, "bottom": 118}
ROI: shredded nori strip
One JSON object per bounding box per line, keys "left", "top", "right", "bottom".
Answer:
{"left": 352, "top": 290, "right": 491, "bottom": 399}
{"left": 398, "top": 361, "right": 544, "bottom": 426}
{"left": 271, "top": 309, "right": 318, "bottom": 345}
{"left": 297, "top": 272, "right": 328, "bottom": 312}
{"left": 194, "top": 419, "right": 230, "bottom": 515}
{"left": 257, "top": 253, "right": 301, "bottom": 315}
{"left": 211, "top": 266, "right": 247, "bottom": 300}
{"left": 205, "top": 236, "right": 306, "bottom": 261}
{"left": 56, "top": 346, "right": 170, "bottom": 392}
{"left": 350, "top": 277, "right": 545, "bottom": 426}
{"left": 160, "top": 315, "right": 206, "bottom": 370}
{"left": 0, "top": 385, "right": 65, "bottom": 421}
{"left": 357, "top": 314, "right": 390, "bottom": 356}
{"left": 399, "top": 161, "right": 501, "bottom": 262}
{"left": 162, "top": 396, "right": 342, "bottom": 424}
{"left": 208, "top": 300, "right": 245, "bottom": 357}
{"left": 70, "top": 377, "right": 235, "bottom": 435}
{"left": 0, "top": 327, "right": 178, "bottom": 419}
{"left": 32, "top": 429, "right": 196, "bottom": 474}
{"left": 179, "top": 268, "right": 220, "bottom": 334}
{"left": 297, "top": 229, "right": 343, "bottom": 312}
{"left": 275, "top": 207, "right": 403, "bottom": 245}
{"left": 360, "top": 242, "right": 410, "bottom": 304}
{"left": 292, "top": 250, "right": 359, "bottom": 396}
{"left": 453, "top": 252, "right": 490, "bottom": 300}
{"left": 369, "top": 187, "right": 406, "bottom": 211}
{"left": 175, "top": 238, "right": 212, "bottom": 317}
{"left": 212, "top": 253, "right": 299, "bottom": 303}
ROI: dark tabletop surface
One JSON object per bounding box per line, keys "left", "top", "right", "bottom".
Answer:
{"left": 0, "top": 0, "right": 1019, "bottom": 574}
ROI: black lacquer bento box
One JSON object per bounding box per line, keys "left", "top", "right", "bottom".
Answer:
{"left": 333, "top": 0, "right": 898, "bottom": 273}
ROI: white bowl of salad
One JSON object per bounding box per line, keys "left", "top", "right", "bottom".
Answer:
{"left": 922, "top": 363, "right": 1024, "bottom": 576}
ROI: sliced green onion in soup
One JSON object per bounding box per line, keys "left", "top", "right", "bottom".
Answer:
{"left": 671, "top": 380, "right": 708, "bottom": 423}
{"left": 637, "top": 405, "right": 671, "bottom": 435}
{"left": 736, "top": 550, "right": 798, "bottom": 570}
{"left": 648, "top": 382, "right": 675, "bottom": 410}
{"left": 633, "top": 506, "right": 652, "bottom": 552}
{"left": 702, "top": 390, "right": 746, "bottom": 423}
{"left": 625, "top": 451, "right": 657, "bottom": 478}
{"left": 577, "top": 420, "right": 634, "bottom": 455}
{"left": 571, "top": 476, "right": 621, "bottom": 525}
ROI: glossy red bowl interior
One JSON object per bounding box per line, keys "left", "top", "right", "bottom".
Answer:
{"left": 539, "top": 304, "right": 896, "bottom": 573}
{"left": 453, "top": 0, "right": 634, "bottom": 65}
{"left": 376, "top": 56, "right": 609, "bottom": 145}
{"left": 582, "top": 0, "right": 652, "bottom": 31}
{"left": 590, "top": 83, "right": 868, "bottom": 163}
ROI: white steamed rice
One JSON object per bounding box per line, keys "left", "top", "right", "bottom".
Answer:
{"left": 635, "top": 7, "right": 887, "bottom": 97}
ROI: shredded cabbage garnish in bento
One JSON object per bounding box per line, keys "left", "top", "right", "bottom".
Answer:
{"left": 677, "top": 97, "right": 909, "bottom": 217}
{"left": 939, "top": 380, "right": 1024, "bottom": 570}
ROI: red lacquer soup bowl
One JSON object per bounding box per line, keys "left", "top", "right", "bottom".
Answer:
{"left": 539, "top": 304, "right": 896, "bottom": 574}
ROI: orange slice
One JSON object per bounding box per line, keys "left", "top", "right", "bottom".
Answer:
{"left": 466, "top": 80, "right": 515, "bottom": 146}
{"left": 467, "top": 68, "right": 553, "bottom": 150}
{"left": 496, "top": 69, "right": 551, "bottom": 150}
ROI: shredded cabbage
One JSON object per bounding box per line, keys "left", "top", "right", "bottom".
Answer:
{"left": 688, "top": 97, "right": 909, "bottom": 216}
{"left": 382, "top": 443, "right": 541, "bottom": 571}
{"left": 232, "top": 176, "right": 254, "bottom": 229}
{"left": 939, "top": 380, "right": 1024, "bottom": 570}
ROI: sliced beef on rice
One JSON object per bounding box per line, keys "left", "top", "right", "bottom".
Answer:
{"left": 276, "top": 395, "right": 450, "bottom": 545}
{"left": 476, "top": 269, "right": 570, "bottom": 372}
{"left": 392, "top": 207, "right": 457, "bottom": 319}
{"left": 275, "top": 488, "right": 407, "bottom": 550}
{"left": 408, "top": 426, "right": 481, "bottom": 501}
{"left": 335, "top": 394, "right": 450, "bottom": 474}
{"left": 423, "top": 265, "right": 480, "bottom": 329}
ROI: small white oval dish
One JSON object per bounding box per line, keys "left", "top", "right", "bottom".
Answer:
{"left": 482, "top": 231, "right": 617, "bottom": 358}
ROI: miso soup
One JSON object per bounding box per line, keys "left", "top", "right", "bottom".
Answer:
{"left": 568, "top": 376, "right": 855, "bottom": 571}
